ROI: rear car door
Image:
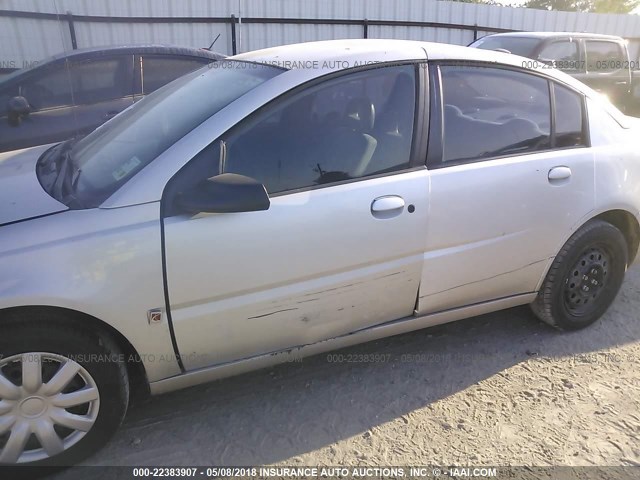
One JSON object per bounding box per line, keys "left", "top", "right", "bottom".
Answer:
{"left": 417, "top": 63, "right": 594, "bottom": 314}
{"left": 162, "top": 64, "right": 430, "bottom": 370}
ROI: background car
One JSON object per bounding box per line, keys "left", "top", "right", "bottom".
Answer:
{"left": 1, "top": 39, "right": 639, "bottom": 466}
{"left": 469, "top": 32, "right": 634, "bottom": 112}
{"left": 0, "top": 45, "right": 224, "bottom": 153}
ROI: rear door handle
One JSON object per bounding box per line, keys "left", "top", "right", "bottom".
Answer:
{"left": 371, "top": 195, "right": 405, "bottom": 219}
{"left": 548, "top": 166, "right": 572, "bottom": 183}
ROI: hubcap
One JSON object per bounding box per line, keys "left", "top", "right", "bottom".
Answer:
{"left": 0, "top": 352, "right": 100, "bottom": 464}
{"left": 564, "top": 246, "right": 611, "bottom": 316}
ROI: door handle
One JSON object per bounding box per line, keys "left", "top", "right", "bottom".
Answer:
{"left": 548, "top": 166, "right": 572, "bottom": 183}
{"left": 371, "top": 195, "right": 405, "bottom": 219}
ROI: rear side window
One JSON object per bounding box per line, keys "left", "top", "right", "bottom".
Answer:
{"left": 586, "top": 41, "right": 625, "bottom": 72}
{"left": 141, "top": 56, "right": 210, "bottom": 94}
{"left": 537, "top": 41, "right": 580, "bottom": 71}
{"left": 553, "top": 84, "right": 586, "bottom": 148}
{"left": 439, "top": 65, "right": 551, "bottom": 164}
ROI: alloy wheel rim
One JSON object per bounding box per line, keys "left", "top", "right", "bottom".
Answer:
{"left": 563, "top": 245, "right": 611, "bottom": 316}
{"left": 0, "top": 352, "right": 100, "bottom": 464}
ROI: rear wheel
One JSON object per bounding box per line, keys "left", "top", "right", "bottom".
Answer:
{"left": 0, "top": 318, "right": 129, "bottom": 466}
{"left": 531, "top": 219, "right": 628, "bottom": 330}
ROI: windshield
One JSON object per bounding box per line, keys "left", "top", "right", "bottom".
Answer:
{"left": 56, "top": 60, "right": 283, "bottom": 207}
{"left": 470, "top": 36, "right": 540, "bottom": 57}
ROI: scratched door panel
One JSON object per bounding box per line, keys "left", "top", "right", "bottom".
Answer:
{"left": 165, "top": 170, "right": 429, "bottom": 370}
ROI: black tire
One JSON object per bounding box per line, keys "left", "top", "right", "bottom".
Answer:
{"left": 531, "top": 219, "right": 628, "bottom": 330}
{"left": 0, "top": 312, "right": 129, "bottom": 467}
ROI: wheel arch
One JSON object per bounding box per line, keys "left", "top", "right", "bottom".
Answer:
{"left": 0, "top": 305, "right": 150, "bottom": 403}
{"left": 593, "top": 209, "right": 640, "bottom": 263}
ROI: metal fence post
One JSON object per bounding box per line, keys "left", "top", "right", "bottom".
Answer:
{"left": 363, "top": 18, "right": 368, "bottom": 39}
{"left": 66, "top": 11, "right": 77, "bottom": 49}
{"left": 230, "top": 14, "right": 237, "bottom": 55}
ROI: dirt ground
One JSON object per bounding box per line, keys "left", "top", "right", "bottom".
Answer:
{"left": 54, "top": 265, "right": 640, "bottom": 475}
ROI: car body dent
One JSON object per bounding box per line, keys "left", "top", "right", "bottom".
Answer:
{"left": 0, "top": 202, "right": 180, "bottom": 382}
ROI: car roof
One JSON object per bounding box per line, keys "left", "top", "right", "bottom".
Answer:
{"left": 232, "top": 38, "right": 540, "bottom": 68}
{"left": 232, "top": 38, "right": 598, "bottom": 100}
{"left": 232, "top": 38, "right": 568, "bottom": 74}
{"left": 45, "top": 44, "right": 225, "bottom": 62}
{"left": 479, "top": 31, "right": 625, "bottom": 41}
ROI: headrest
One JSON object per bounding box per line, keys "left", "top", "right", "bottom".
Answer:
{"left": 344, "top": 97, "right": 375, "bottom": 132}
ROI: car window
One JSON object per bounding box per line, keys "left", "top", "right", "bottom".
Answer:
{"left": 538, "top": 41, "right": 580, "bottom": 71}
{"left": 439, "top": 65, "right": 551, "bottom": 164}
{"left": 68, "top": 61, "right": 283, "bottom": 208}
{"left": 553, "top": 83, "right": 586, "bottom": 148}
{"left": 217, "top": 65, "right": 416, "bottom": 194}
{"left": 142, "top": 56, "right": 210, "bottom": 94}
{"left": 469, "top": 36, "right": 539, "bottom": 57}
{"left": 19, "top": 65, "right": 73, "bottom": 110}
{"left": 69, "top": 57, "right": 129, "bottom": 104}
{"left": 0, "top": 83, "right": 19, "bottom": 117}
{"left": 586, "top": 41, "right": 625, "bottom": 72}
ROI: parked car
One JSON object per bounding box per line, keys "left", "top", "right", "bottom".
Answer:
{"left": 1, "top": 39, "right": 640, "bottom": 466}
{"left": 0, "top": 45, "right": 224, "bottom": 153}
{"left": 469, "top": 32, "right": 634, "bottom": 111}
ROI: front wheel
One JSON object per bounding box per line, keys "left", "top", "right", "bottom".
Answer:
{"left": 531, "top": 219, "right": 628, "bottom": 330}
{"left": 0, "top": 318, "right": 129, "bottom": 466}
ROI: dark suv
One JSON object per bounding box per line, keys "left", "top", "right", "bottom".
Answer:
{"left": 0, "top": 45, "right": 224, "bottom": 153}
{"left": 469, "top": 32, "right": 634, "bottom": 111}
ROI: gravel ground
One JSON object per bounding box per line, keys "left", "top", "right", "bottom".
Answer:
{"left": 53, "top": 265, "right": 640, "bottom": 475}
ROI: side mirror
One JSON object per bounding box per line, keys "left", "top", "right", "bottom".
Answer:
{"left": 175, "top": 173, "right": 270, "bottom": 214}
{"left": 7, "top": 96, "right": 31, "bottom": 127}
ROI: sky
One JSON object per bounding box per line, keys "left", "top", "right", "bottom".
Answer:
{"left": 497, "top": 0, "right": 639, "bottom": 13}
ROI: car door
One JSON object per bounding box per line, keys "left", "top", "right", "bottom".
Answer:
{"left": 68, "top": 55, "right": 135, "bottom": 135}
{"left": 417, "top": 63, "right": 594, "bottom": 314}
{"left": 535, "top": 38, "right": 583, "bottom": 74}
{"left": 162, "top": 63, "right": 430, "bottom": 370}
{"left": 577, "top": 39, "right": 631, "bottom": 108}
{"left": 0, "top": 62, "right": 80, "bottom": 152}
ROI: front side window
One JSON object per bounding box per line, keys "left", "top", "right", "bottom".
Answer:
{"left": 440, "top": 65, "right": 551, "bottom": 164}
{"left": 586, "top": 41, "right": 625, "bottom": 72}
{"left": 19, "top": 65, "right": 73, "bottom": 110}
{"left": 219, "top": 64, "right": 417, "bottom": 193}
{"left": 68, "top": 57, "right": 130, "bottom": 104}
{"left": 538, "top": 41, "right": 580, "bottom": 71}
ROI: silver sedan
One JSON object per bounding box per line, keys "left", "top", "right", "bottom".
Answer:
{"left": 1, "top": 39, "right": 639, "bottom": 466}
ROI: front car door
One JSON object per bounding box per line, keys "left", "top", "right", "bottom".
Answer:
{"left": 68, "top": 55, "right": 135, "bottom": 135}
{"left": 0, "top": 61, "right": 80, "bottom": 152}
{"left": 162, "top": 63, "right": 430, "bottom": 370}
{"left": 417, "top": 63, "right": 595, "bottom": 314}
{"left": 136, "top": 54, "right": 213, "bottom": 97}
